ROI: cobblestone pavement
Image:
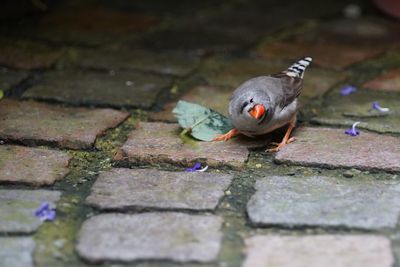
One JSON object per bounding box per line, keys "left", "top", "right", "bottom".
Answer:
{"left": 0, "top": 0, "right": 400, "bottom": 266}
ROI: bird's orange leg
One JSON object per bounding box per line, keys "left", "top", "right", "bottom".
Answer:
{"left": 213, "top": 128, "right": 240, "bottom": 141}
{"left": 266, "top": 120, "right": 296, "bottom": 153}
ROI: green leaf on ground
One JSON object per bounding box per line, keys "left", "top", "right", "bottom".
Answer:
{"left": 172, "top": 100, "right": 233, "bottom": 141}
{"left": 0, "top": 90, "right": 3, "bottom": 100}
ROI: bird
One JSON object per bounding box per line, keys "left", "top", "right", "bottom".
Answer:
{"left": 213, "top": 57, "right": 312, "bottom": 152}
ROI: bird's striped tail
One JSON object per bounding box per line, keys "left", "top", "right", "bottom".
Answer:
{"left": 285, "top": 57, "right": 312, "bottom": 78}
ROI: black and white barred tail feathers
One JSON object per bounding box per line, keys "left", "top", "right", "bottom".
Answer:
{"left": 285, "top": 57, "right": 312, "bottom": 78}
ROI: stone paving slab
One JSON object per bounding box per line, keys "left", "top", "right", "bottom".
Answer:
{"left": 0, "top": 68, "right": 29, "bottom": 91}
{"left": 115, "top": 122, "right": 269, "bottom": 169}
{"left": 0, "top": 189, "right": 61, "bottom": 233}
{"left": 320, "top": 18, "right": 400, "bottom": 43}
{"left": 64, "top": 48, "right": 200, "bottom": 77}
{"left": 256, "top": 17, "right": 400, "bottom": 70}
{"left": 76, "top": 212, "right": 223, "bottom": 263}
{"left": 0, "top": 37, "right": 63, "bottom": 69}
{"left": 0, "top": 100, "right": 129, "bottom": 149}
{"left": 247, "top": 176, "right": 400, "bottom": 229}
{"left": 311, "top": 88, "right": 400, "bottom": 135}
{"left": 257, "top": 41, "right": 384, "bottom": 69}
{"left": 363, "top": 69, "right": 400, "bottom": 92}
{"left": 86, "top": 168, "right": 233, "bottom": 211}
{"left": 23, "top": 70, "right": 172, "bottom": 108}
{"left": 0, "top": 145, "right": 71, "bottom": 185}
{"left": 30, "top": 6, "right": 160, "bottom": 46}
{"left": 274, "top": 127, "right": 400, "bottom": 172}
{"left": 0, "top": 237, "right": 35, "bottom": 267}
{"left": 243, "top": 235, "right": 394, "bottom": 267}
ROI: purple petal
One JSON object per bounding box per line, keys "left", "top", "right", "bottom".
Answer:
{"left": 193, "top": 163, "right": 202, "bottom": 170}
{"left": 45, "top": 210, "right": 56, "bottom": 221}
{"left": 345, "top": 129, "right": 359, "bottom": 136}
{"left": 340, "top": 85, "right": 357, "bottom": 96}
{"left": 35, "top": 202, "right": 50, "bottom": 216}
{"left": 372, "top": 101, "right": 380, "bottom": 110}
{"left": 185, "top": 163, "right": 202, "bottom": 172}
{"left": 344, "top": 122, "right": 361, "bottom": 136}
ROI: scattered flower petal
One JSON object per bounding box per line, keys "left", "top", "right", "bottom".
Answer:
{"left": 372, "top": 101, "right": 389, "bottom": 112}
{"left": 185, "top": 163, "right": 201, "bottom": 172}
{"left": 345, "top": 121, "right": 361, "bottom": 136}
{"left": 34, "top": 202, "right": 56, "bottom": 221}
{"left": 340, "top": 85, "right": 357, "bottom": 96}
{"left": 185, "top": 163, "right": 209, "bottom": 172}
{"left": 197, "top": 165, "right": 209, "bottom": 172}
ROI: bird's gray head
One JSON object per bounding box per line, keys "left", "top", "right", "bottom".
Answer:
{"left": 228, "top": 77, "right": 273, "bottom": 133}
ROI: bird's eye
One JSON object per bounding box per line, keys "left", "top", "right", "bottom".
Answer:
{"left": 249, "top": 98, "right": 254, "bottom": 103}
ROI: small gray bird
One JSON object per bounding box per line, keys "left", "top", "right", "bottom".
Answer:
{"left": 213, "top": 57, "right": 312, "bottom": 152}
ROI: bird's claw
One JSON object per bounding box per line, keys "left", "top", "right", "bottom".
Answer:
{"left": 266, "top": 137, "right": 295, "bottom": 152}
{"left": 213, "top": 129, "right": 240, "bottom": 142}
{"left": 213, "top": 134, "right": 231, "bottom": 141}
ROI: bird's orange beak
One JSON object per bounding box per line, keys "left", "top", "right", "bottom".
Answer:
{"left": 249, "top": 104, "right": 265, "bottom": 120}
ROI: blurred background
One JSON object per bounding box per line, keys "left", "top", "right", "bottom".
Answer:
{"left": 0, "top": 0, "right": 399, "bottom": 112}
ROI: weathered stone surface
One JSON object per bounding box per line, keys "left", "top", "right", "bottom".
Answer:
{"left": 0, "top": 145, "right": 71, "bottom": 185}
{"left": 311, "top": 88, "right": 400, "bottom": 134}
{"left": 32, "top": 6, "right": 160, "bottom": 46}
{"left": 247, "top": 176, "right": 400, "bottom": 229}
{"left": 86, "top": 168, "right": 233, "bottom": 211}
{"left": 243, "top": 235, "right": 394, "bottom": 267}
{"left": 363, "top": 69, "right": 400, "bottom": 92}
{"left": 206, "top": 59, "right": 285, "bottom": 89}
{"left": 0, "top": 237, "right": 35, "bottom": 267}
{"left": 115, "top": 122, "right": 268, "bottom": 169}
{"left": 150, "top": 85, "right": 233, "bottom": 122}
{"left": 140, "top": 26, "right": 256, "bottom": 55}
{"left": 0, "top": 100, "right": 129, "bottom": 149}
{"left": 0, "top": 189, "right": 61, "bottom": 233}
{"left": 0, "top": 37, "right": 63, "bottom": 69}
{"left": 23, "top": 70, "right": 171, "bottom": 108}
{"left": 257, "top": 41, "right": 385, "bottom": 69}
{"left": 76, "top": 213, "right": 223, "bottom": 263}
{"left": 319, "top": 18, "right": 400, "bottom": 43}
{"left": 275, "top": 127, "right": 400, "bottom": 172}
{"left": 64, "top": 48, "right": 200, "bottom": 77}
{"left": 0, "top": 68, "right": 28, "bottom": 91}
{"left": 256, "top": 17, "right": 400, "bottom": 70}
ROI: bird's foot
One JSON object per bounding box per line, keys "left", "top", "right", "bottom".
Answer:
{"left": 213, "top": 128, "right": 240, "bottom": 141}
{"left": 266, "top": 137, "right": 295, "bottom": 152}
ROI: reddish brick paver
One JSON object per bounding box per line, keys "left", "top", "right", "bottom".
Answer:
{"left": 363, "top": 69, "right": 400, "bottom": 92}
{"left": 0, "top": 145, "right": 71, "bottom": 185}
{"left": 0, "top": 37, "right": 63, "bottom": 70}
{"left": 257, "top": 41, "right": 385, "bottom": 69}
{"left": 64, "top": 48, "right": 200, "bottom": 77}
{"left": 0, "top": 100, "right": 129, "bottom": 149}
{"left": 23, "top": 70, "right": 172, "bottom": 108}
{"left": 115, "top": 122, "right": 268, "bottom": 169}
{"left": 243, "top": 235, "right": 394, "bottom": 267}
{"left": 275, "top": 127, "right": 400, "bottom": 172}
{"left": 34, "top": 6, "right": 160, "bottom": 46}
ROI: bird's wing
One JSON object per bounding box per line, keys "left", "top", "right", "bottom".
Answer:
{"left": 272, "top": 72, "right": 303, "bottom": 108}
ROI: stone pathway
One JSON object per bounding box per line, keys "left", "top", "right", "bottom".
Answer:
{"left": 1, "top": 1, "right": 400, "bottom": 267}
